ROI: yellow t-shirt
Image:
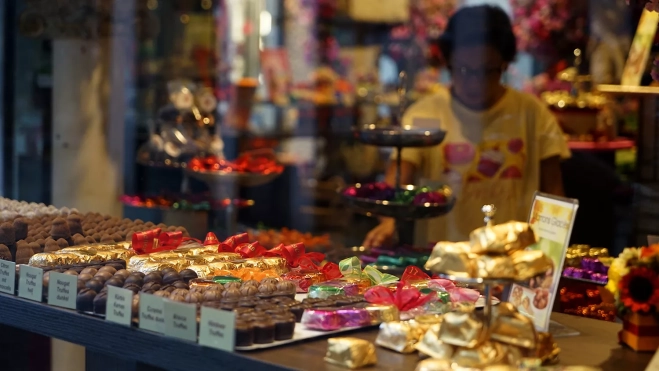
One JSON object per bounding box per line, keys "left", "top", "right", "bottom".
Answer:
{"left": 394, "top": 86, "right": 571, "bottom": 244}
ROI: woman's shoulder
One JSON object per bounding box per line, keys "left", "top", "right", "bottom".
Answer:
{"left": 408, "top": 86, "right": 451, "bottom": 112}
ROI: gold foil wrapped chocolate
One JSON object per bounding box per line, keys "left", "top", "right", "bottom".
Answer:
{"left": 375, "top": 321, "right": 424, "bottom": 353}
{"left": 324, "top": 337, "right": 377, "bottom": 369}
{"left": 438, "top": 312, "right": 485, "bottom": 348}
{"left": 260, "top": 257, "right": 289, "bottom": 274}
{"left": 424, "top": 242, "right": 475, "bottom": 278}
{"left": 208, "top": 261, "right": 238, "bottom": 272}
{"left": 475, "top": 255, "right": 516, "bottom": 279}
{"left": 490, "top": 303, "right": 536, "bottom": 349}
{"left": 177, "top": 245, "right": 219, "bottom": 256}
{"left": 128, "top": 255, "right": 152, "bottom": 271}
{"left": 149, "top": 251, "right": 183, "bottom": 260}
{"left": 58, "top": 246, "right": 97, "bottom": 254}
{"left": 111, "top": 249, "right": 136, "bottom": 262}
{"left": 53, "top": 252, "right": 91, "bottom": 265}
{"left": 452, "top": 341, "right": 505, "bottom": 369}
{"left": 364, "top": 304, "right": 399, "bottom": 324}
{"left": 510, "top": 250, "right": 554, "bottom": 281}
{"left": 112, "top": 241, "right": 132, "bottom": 250}
{"left": 470, "top": 221, "right": 536, "bottom": 255}
{"left": 414, "top": 359, "right": 452, "bottom": 371}
{"left": 93, "top": 250, "right": 120, "bottom": 262}
{"left": 29, "top": 253, "right": 61, "bottom": 267}
{"left": 240, "top": 258, "right": 269, "bottom": 271}
{"left": 198, "top": 253, "right": 241, "bottom": 263}
{"left": 136, "top": 261, "right": 176, "bottom": 274}
{"left": 187, "top": 264, "right": 213, "bottom": 278}
{"left": 534, "top": 332, "right": 560, "bottom": 363}
{"left": 415, "top": 324, "right": 455, "bottom": 360}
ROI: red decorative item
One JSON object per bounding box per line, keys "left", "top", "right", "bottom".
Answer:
{"left": 265, "top": 242, "right": 326, "bottom": 269}
{"left": 219, "top": 233, "right": 250, "bottom": 252}
{"left": 401, "top": 266, "right": 430, "bottom": 283}
{"left": 365, "top": 282, "right": 437, "bottom": 312}
{"left": 189, "top": 149, "right": 284, "bottom": 175}
{"left": 235, "top": 242, "right": 268, "bottom": 258}
{"left": 321, "top": 262, "right": 342, "bottom": 281}
{"left": 204, "top": 232, "right": 219, "bottom": 246}
{"left": 132, "top": 228, "right": 184, "bottom": 255}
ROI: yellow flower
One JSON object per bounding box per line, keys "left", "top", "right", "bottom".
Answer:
{"left": 605, "top": 248, "right": 640, "bottom": 295}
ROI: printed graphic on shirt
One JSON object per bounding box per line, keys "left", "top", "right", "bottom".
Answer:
{"left": 442, "top": 138, "right": 526, "bottom": 184}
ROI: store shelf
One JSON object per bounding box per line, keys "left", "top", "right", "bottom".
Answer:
{"left": 0, "top": 294, "right": 289, "bottom": 371}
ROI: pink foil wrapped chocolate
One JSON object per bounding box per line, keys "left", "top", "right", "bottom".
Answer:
{"left": 301, "top": 307, "right": 374, "bottom": 331}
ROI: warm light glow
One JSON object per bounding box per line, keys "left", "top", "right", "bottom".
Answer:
{"left": 201, "top": 0, "right": 212, "bottom": 10}
{"left": 147, "top": 0, "right": 158, "bottom": 10}
{"left": 180, "top": 14, "right": 190, "bottom": 24}
{"left": 260, "top": 11, "right": 272, "bottom": 36}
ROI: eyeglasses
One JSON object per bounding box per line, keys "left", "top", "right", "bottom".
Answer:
{"left": 449, "top": 65, "right": 504, "bottom": 79}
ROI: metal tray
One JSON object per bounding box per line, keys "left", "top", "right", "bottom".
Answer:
{"left": 342, "top": 185, "right": 456, "bottom": 220}
{"left": 185, "top": 168, "right": 282, "bottom": 188}
{"left": 355, "top": 126, "right": 446, "bottom": 148}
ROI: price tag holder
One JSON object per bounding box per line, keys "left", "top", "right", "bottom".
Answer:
{"left": 47, "top": 272, "right": 77, "bottom": 309}
{"left": 106, "top": 286, "right": 134, "bottom": 326}
{"left": 0, "top": 260, "right": 16, "bottom": 295}
{"left": 165, "top": 300, "right": 197, "bottom": 342}
{"left": 139, "top": 293, "right": 165, "bottom": 334}
{"left": 199, "top": 306, "right": 236, "bottom": 351}
{"left": 18, "top": 265, "right": 43, "bottom": 302}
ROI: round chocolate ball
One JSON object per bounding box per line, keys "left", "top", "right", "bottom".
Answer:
{"left": 131, "top": 272, "right": 145, "bottom": 278}
{"left": 114, "top": 269, "right": 130, "bottom": 279}
{"left": 203, "top": 290, "right": 223, "bottom": 302}
{"left": 224, "top": 282, "right": 241, "bottom": 290}
{"left": 105, "top": 262, "right": 125, "bottom": 271}
{"left": 27, "top": 242, "right": 41, "bottom": 254}
{"left": 162, "top": 272, "right": 181, "bottom": 285}
{"left": 76, "top": 288, "right": 97, "bottom": 311}
{"left": 85, "top": 236, "right": 96, "bottom": 244}
{"left": 105, "top": 277, "right": 124, "bottom": 287}
{"left": 78, "top": 273, "right": 93, "bottom": 282}
{"left": 97, "top": 266, "right": 117, "bottom": 275}
{"left": 63, "top": 270, "right": 78, "bottom": 276}
{"left": 93, "top": 291, "right": 108, "bottom": 314}
{"left": 72, "top": 234, "right": 87, "bottom": 246}
{"left": 124, "top": 274, "right": 144, "bottom": 286}
{"left": 44, "top": 240, "right": 60, "bottom": 253}
{"left": 172, "top": 281, "right": 189, "bottom": 290}
{"left": 160, "top": 267, "right": 177, "bottom": 275}
{"left": 85, "top": 279, "right": 104, "bottom": 292}
{"left": 185, "top": 291, "right": 203, "bottom": 303}
{"left": 77, "top": 279, "right": 87, "bottom": 293}
{"left": 122, "top": 284, "right": 141, "bottom": 294}
{"left": 56, "top": 238, "right": 69, "bottom": 249}
{"left": 179, "top": 269, "right": 198, "bottom": 283}
{"left": 143, "top": 272, "right": 163, "bottom": 285}
{"left": 94, "top": 271, "right": 113, "bottom": 282}
{"left": 80, "top": 267, "right": 98, "bottom": 276}
{"left": 141, "top": 282, "right": 162, "bottom": 292}
{"left": 99, "top": 235, "right": 115, "bottom": 244}
{"left": 153, "top": 290, "right": 169, "bottom": 298}
{"left": 240, "top": 285, "right": 258, "bottom": 296}
{"left": 0, "top": 244, "right": 12, "bottom": 261}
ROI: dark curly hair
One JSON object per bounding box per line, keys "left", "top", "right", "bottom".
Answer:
{"left": 438, "top": 5, "right": 517, "bottom": 63}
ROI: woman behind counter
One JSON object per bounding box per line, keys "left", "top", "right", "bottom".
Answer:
{"left": 363, "top": 5, "right": 571, "bottom": 248}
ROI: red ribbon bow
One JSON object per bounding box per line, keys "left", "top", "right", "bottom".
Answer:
{"left": 401, "top": 266, "right": 430, "bottom": 283}
{"left": 203, "top": 232, "right": 220, "bottom": 246}
{"left": 132, "top": 228, "right": 184, "bottom": 255}
{"left": 235, "top": 242, "right": 268, "bottom": 258}
{"left": 364, "top": 281, "right": 436, "bottom": 312}
{"left": 218, "top": 233, "right": 249, "bottom": 253}
{"left": 321, "top": 262, "right": 342, "bottom": 280}
{"left": 264, "top": 242, "right": 326, "bottom": 268}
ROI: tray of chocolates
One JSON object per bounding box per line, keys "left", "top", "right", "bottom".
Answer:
{"left": 354, "top": 125, "right": 446, "bottom": 148}
{"left": 342, "top": 184, "right": 455, "bottom": 220}
{"left": 186, "top": 150, "right": 284, "bottom": 188}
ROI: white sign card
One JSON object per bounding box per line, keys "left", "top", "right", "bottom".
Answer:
{"left": 139, "top": 293, "right": 165, "bottom": 334}
{"left": 164, "top": 300, "right": 197, "bottom": 342}
{"left": 18, "top": 265, "right": 43, "bottom": 302}
{"left": 509, "top": 192, "right": 579, "bottom": 331}
{"left": 0, "top": 260, "right": 16, "bottom": 294}
{"left": 47, "top": 272, "right": 77, "bottom": 309}
{"left": 106, "top": 286, "right": 134, "bottom": 326}
{"left": 199, "top": 306, "right": 236, "bottom": 351}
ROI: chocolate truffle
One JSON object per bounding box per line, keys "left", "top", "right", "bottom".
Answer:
{"left": 122, "top": 284, "right": 141, "bottom": 294}
{"left": 77, "top": 288, "right": 97, "bottom": 311}
{"left": 132, "top": 272, "right": 146, "bottom": 278}
{"left": 67, "top": 214, "right": 83, "bottom": 236}
{"left": 162, "top": 272, "right": 181, "bottom": 285}
{"left": 141, "top": 282, "right": 162, "bottom": 292}
{"left": 273, "top": 315, "right": 296, "bottom": 340}
{"left": 15, "top": 246, "right": 34, "bottom": 264}
{"left": 258, "top": 283, "right": 276, "bottom": 295}
{"left": 78, "top": 273, "right": 93, "bottom": 282}
{"left": 224, "top": 282, "right": 241, "bottom": 290}
{"left": 179, "top": 269, "right": 198, "bottom": 283}
{"left": 113, "top": 269, "right": 129, "bottom": 279}
{"left": 94, "top": 271, "right": 113, "bottom": 282}
{"left": 63, "top": 270, "right": 78, "bottom": 276}
{"left": 131, "top": 295, "right": 140, "bottom": 317}
{"left": 235, "top": 321, "right": 255, "bottom": 347}
{"left": 0, "top": 223, "right": 15, "bottom": 245}
{"left": 154, "top": 290, "right": 170, "bottom": 298}
{"left": 109, "top": 233, "right": 121, "bottom": 243}
{"left": 105, "top": 277, "right": 123, "bottom": 287}
{"left": 125, "top": 231, "right": 134, "bottom": 242}
{"left": 80, "top": 267, "right": 98, "bottom": 276}
{"left": 185, "top": 291, "right": 203, "bottom": 303}
{"left": 44, "top": 240, "right": 60, "bottom": 253}
{"left": 106, "top": 261, "right": 125, "bottom": 271}
{"left": 92, "top": 233, "right": 101, "bottom": 242}
{"left": 77, "top": 279, "right": 87, "bottom": 293}
{"left": 172, "top": 281, "right": 189, "bottom": 290}
{"left": 143, "top": 272, "right": 163, "bottom": 284}
{"left": 50, "top": 218, "right": 71, "bottom": 240}
{"left": 85, "top": 236, "right": 96, "bottom": 244}
{"left": 12, "top": 218, "right": 27, "bottom": 241}
{"left": 98, "top": 265, "right": 117, "bottom": 275}
{"left": 160, "top": 284, "right": 176, "bottom": 293}
{"left": 242, "top": 280, "right": 260, "bottom": 288}
{"left": 86, "top": 279, "right": 104, "bottom": 292}
{"left": 28, "top": 242, "right": 41, "bottom": 254}
{"left": 0, "top": 244, "right": 11, "bottom": 261}
{"left": 240, "top": 285, "right": 258, "bottom": 296}
{"left": 100, "top": 235, "right": 115, "bottom": 244}
{"left": 253, "top": 320, "right": 275, "bottom": 344}
{"left": 124, "top": 274, "right": 144, "bottom": 286}
{"left": 72, "top": 234, "right": 87, "bottom": 246}
{"left": 93, "top": 291, "right": 108, "bottom": 314}
{"left": 160, "top": 267, "right": 177, "bottom": 275}
{"left": 203, "top": 289, "right": 223, "bottom": 302}
{"left": 222, "top": 287, "right": 242, "bottom": 299}
{"left": 260, "top": 278, "right": 278, "bottom": 286}
{"left": 56, "top": 238, "right": 69, "bottom": 249}
{"left": 169, "top": 290, "right": 188, "bottom": 302}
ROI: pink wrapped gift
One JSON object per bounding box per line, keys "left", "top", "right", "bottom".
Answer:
{"left": 301, "top": 307, "right": 374, "bottom": 331}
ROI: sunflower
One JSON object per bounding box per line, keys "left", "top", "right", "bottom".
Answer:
{"left": 619, "top": 267, "right": 659, "bottom": 313}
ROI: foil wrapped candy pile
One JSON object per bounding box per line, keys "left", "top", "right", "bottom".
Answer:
{"left": 425, "top": 221, "right": 553, "bottom": 280}
{"left": 376, "top": 303, "right": 560, "bottom": 369}
{"left": 29, "top": 242, "right": 134, "bottom": 268}
{"left": 562, "top": 245, "right": 609, "bottom": 284}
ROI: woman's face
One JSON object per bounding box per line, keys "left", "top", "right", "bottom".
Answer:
{"left": 449, "top": 45, "right": 506, "bottom": 109}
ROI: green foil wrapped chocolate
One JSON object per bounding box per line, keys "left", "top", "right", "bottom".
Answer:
{"left": 212, "top": 276, "right": 242, "bottom": 285}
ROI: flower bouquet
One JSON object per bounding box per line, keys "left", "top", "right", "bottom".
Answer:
{"left": 607, "top": 246, "right": 659, "bottom": 351}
